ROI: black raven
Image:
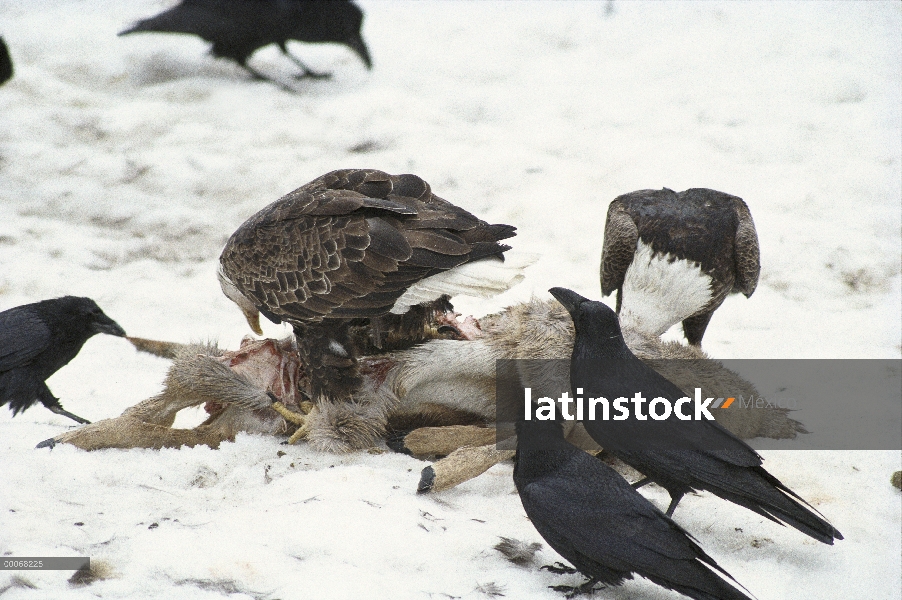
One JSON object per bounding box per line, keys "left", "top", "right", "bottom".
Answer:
{"left": 601, "top": 188, "right": 760, "bottom": 346}
{"left": 548, "top": 287, "right": 843, "bottom": 545}
{"left": 0, "top": 296, "right": 126, "bottom": 424}
{"left": 119, "top": 0, "right": 372, "bottom": 88}
{"left": 514, "top": 418, "right": 754, "bottom": 600}
{"left": 0, "top": 36, "right": 13, "bottom": 86}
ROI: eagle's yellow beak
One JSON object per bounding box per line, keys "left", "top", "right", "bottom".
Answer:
{"left": 242, "top": 306, "right": 263, "bottom": 336}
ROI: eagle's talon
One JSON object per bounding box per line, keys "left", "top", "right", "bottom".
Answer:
{"left": 286, "top": 424, "right": 308, "bottom": 445}
{"left": 271, "top": 400, "right": 307, "bottom": 424}
{"left": 271, "top": 400, "right": 311, "bottom": 444}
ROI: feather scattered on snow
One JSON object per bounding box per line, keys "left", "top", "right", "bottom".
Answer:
{"left": 493, "top": 536, "right": 543, "bottom": 567}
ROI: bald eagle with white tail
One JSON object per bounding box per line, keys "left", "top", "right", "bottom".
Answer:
{"left": 601, "top": 188, "right": 760, "bottom": 346}
{"left": 218, "top": 169, "right": 530, "bottom": 436}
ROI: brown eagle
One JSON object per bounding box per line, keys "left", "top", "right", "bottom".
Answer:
{"left": 218, "top": 168, "right": 524, "bottom": 409}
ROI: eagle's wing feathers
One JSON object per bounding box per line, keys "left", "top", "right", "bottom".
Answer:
{"left": 220, "top": 169, "right": 519, "bottom": 323}
{"left": 732, "top": 198, "right": 760, "bottom": 298}
{"left": 600, "top": 198, "right": 639, "bottom": 297}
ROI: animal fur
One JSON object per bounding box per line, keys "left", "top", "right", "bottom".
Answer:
{"left": 46, "top": 298, "right": 803, "bottom": 456}
{"left": 387, "top": 298, "right": 803, "bottom": 445}
{"left": 48, "top": 339, "right": 302, "bottom": 450}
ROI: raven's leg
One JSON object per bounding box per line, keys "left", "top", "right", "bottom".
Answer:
{"left": 236, "top": 60, "right": 298, "bottom": 93}
{"left": 38, "top": 383, "right": 90, "bottom": 424}
{"left": 541, "top": 562, "right": 578, "bottom": 575}
{"left": 277, "top": 43, "right": 331, "bottom": 80}
{"left": 682, "top": 311, "right": 713, "bottom": 347}
{"left": 46, "top": 404, "right": 90, "bottom": 425}
{"left": 632, "top": 476, "right": 651, "bottom": 489}
{"left": 549, "top": 578, "right": 602, "bottom": 598}
{"left": 665, "top": 492, "right": 685, "bottom": 517}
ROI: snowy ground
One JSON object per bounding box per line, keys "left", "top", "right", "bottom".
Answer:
{"left": 0, "top": 1, "right": 900, "bottom": 599}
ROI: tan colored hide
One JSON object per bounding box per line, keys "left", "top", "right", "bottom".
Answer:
{"left": 47, "top": 299, "right": 804, "bottom": 494}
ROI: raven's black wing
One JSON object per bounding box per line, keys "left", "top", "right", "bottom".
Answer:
{"left": 520, "top": 452, "right": 753, "bottom": 600}
{"left": 577, "top": 358, "right": 842, "bottom": 543}
{"left": 575, "top": 356, "right": 762, "bottom": 465}
{"left": 119, "top": 0, "right": 303, "bottom": 45}
{"left": 120, "top": 1, "right": 229, "bottom": 37}
{"left": 0, "top": 307, "right": 51, "bottom": 372}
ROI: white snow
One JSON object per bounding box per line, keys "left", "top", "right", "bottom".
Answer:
{"left": 0, "top": 1, "right": 900, "bottom": 599}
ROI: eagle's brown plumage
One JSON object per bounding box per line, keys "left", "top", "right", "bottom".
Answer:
{"left": 219, "top": 168, "right": 517, "bottom": 400}
{"left": 600, "top": 188, "right": 760, "bottom": 346}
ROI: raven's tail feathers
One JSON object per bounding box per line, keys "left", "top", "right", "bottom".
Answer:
{"left": 650, "top": 553, "right": 757, "bottom": 600}
{"left": 714, "top": 466, "right": 843, "bottom": 544}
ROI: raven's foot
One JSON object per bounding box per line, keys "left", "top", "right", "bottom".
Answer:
{"left": 292, "top": 69, "right": 332, "bottom": 80}
{"left": 631, "top": 476, "right": 651, "bottom": 489}
{"left": 279, "top": 47, "right": 331, "bottom": 79}
{"left": 665, "top": 492, "right": 684, "bottom": 517}
{"left": 238, "top": 63, "right": 298, "bottom": 93}
{"left": 47, "top": 404, "right": 90, "bottom": 425}
{"left": 549, "top": 578, "right": 602, "bottom": 599}
{"left": 541, "top": 562, "right": 578, "bottom": 575}
{"left": 271, "top": 400, "right": 313, "bottom": 444}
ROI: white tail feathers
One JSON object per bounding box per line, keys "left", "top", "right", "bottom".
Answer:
{"left": 390, "top": 253, "right": 539, "bottom": 315}
{"left": 619, "top": 241, "right": 713, "bottom": 336}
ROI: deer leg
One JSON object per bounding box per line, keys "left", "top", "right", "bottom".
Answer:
{"left": 417, "top": 444, "right": 515, "bottom": 493}
{"left": 38, "top": 415, "right": 229, "bottom": 451}
{"left": 401, "top": 425, "right": 497, "bottom": 457}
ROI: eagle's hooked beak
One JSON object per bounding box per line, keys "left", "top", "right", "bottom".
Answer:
{"left": 241, "top": 305, "right": 263, "bottom": 336}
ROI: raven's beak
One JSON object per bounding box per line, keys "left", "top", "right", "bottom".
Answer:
{"left": 346, "top": 33, "right": 372, "bottom": 70}
{"left": 548, "top": 287, "right": 588, "bottom": 316}
{"left": 94, "top": 315, "right": 127, "bottom": 337}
